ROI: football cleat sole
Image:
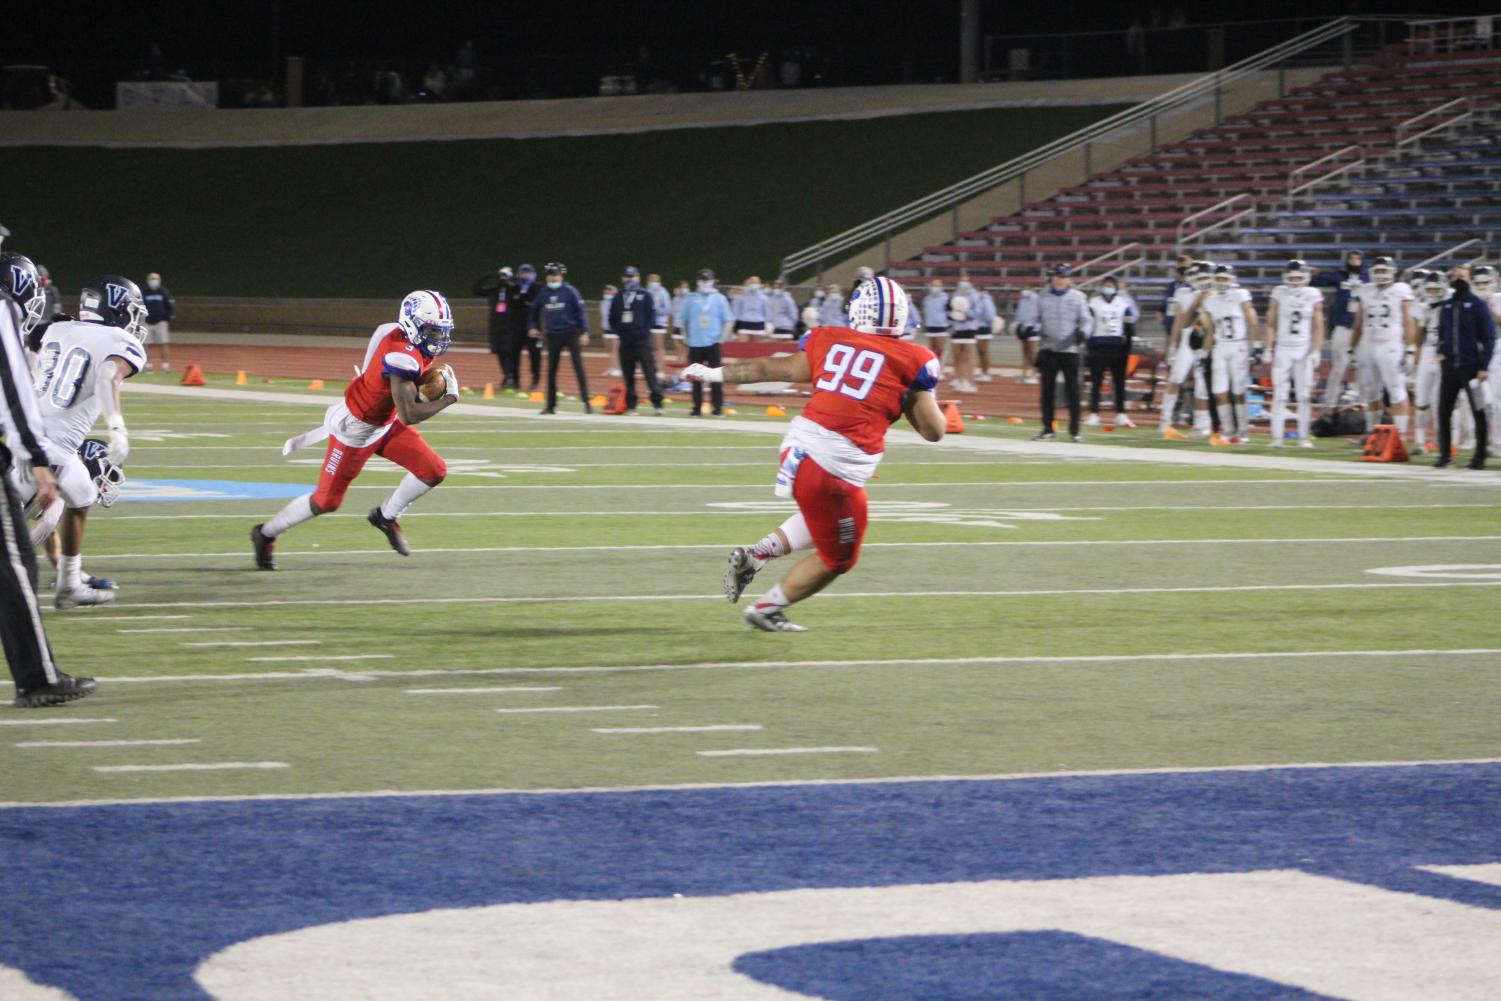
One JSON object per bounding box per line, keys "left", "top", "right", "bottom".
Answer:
{"left": 723, "top": 547, "right": 760, "bottom": 604}
{"left": 14, "top": 674, "right": 97, "bottom": 708}
{"left": 743, "top": 606, "right": 808, "bottom": 633}
{"left": 368, "top": 508, "right": 411, "bottom": 556}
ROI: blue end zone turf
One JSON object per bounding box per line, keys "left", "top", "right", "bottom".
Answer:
{"left": 117, "top": 479, "right": 310, "bottom": 502}
{"left": 2, "top": 763, "right": 1499, "bottom": 999}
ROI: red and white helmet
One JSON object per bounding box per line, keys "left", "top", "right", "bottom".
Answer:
{"left": 397, "top": 290, "right": 454, "bottom": 357}
{"left": 846, "top": 275, "right": 909, "bottom": 337}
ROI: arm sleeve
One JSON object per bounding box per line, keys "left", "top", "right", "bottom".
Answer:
{"left": 0, "top": 306, "right": 53, "bottom": 467}
{"left": 165, "top": 290, "right": 176, "bottom": 319}
{"left": 528, "top": 296, "right": 542, "bottom": 329}
{"left": 572, "top": 289, "right": 588, "bottom": 332}
{"left": 907, "top": 355, "right": 941, "bottom": 393}
{"left": 1076, "top": 295, "right": 1095, "bottom": 336}
{"left": 380, "top": 351, "right": 421, "bottom": 380}
{"left": 1478, "top": 299, "right": 1497, "bottom": 370}
{"left": 1015, "top": 295, "right": 1038, "bottom": 329}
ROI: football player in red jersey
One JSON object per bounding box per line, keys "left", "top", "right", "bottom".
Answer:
{"left": 683, "top": 276, "right": 946, "bottom": 632}
{"left": 251, "top": 291, "right": 459, "bottom": 569}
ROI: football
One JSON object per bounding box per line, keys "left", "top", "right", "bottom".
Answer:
{"left": 417, "top": 366, "right": 448, "bottom": 403}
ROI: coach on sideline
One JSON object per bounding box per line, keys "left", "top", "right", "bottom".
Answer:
{"left": 1031, "top": 263, "right": 1093, "bottom": 442}
{"left": 1, "top": 252, "right": 93, "bottom": 707}
{"left": 529, "top": 262, "right": 592, "bottom": 415}
{"left": 1435, "top": 265, "right": 1497, "bottom": 469}
{"left": 610, "top": 266, "right": 664, "bottom": 415}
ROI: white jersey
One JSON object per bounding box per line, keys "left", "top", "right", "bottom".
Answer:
{"left": 1087, "top": 295, "right": 1132, "bottom": 340}
{"left": 1173, "top": 287, "right": 1204, "bottom": 349}
{"left": 1270, "top": 285, "right": 1322, "bottom": 346}
{"left": 1204, "top": 287, "right": 1253, "bottom": 343}
{"left": 31, "top": 320, "right": 146, "bottom": 453}
{"left": 1355, "top": 282, "right": 1413, "bottom": 346}
{"left": 1412, "top": 298, "right": 1445, "bottom": 351}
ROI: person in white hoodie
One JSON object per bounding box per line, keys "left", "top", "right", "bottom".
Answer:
{"left": 972, "top": 285, "right": 999, "bottom": 381}
{"left": 1084, "top": 277, "right": 1139, "bottom": 427}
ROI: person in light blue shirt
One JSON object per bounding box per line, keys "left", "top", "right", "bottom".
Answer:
{"left": 646, "top": 272, "right": 671, "bottom": 376}
{"left": 599, "top": 283, "right": 620, "bottom": 376}
{"left": 972, "top": 285, "right": 998, "bottom": 382}
{"left": 921, "top": 280, "right": 950, "bottom": 368}
{"left": 680, "top": 268, "right": 735, "bottom": 416}
{"left": 818, "top": 283, "right": 845, "bottom": 327}
{"left": 767, "top": 279, "right": 799, "bottom": 340}
{"left": 732, "top": 276, "right": 770, "bottom": 341}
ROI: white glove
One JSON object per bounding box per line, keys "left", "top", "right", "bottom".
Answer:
{"left": 441, "top": 364, "right": 459, "bottom": 399}
{"left": 105, "top": 414, "right": 129, "bottom": 466}
{"left": 680, "top": 363, "right": 724, "bottom": 383}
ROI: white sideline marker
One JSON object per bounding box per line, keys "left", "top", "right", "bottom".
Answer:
{"left": 17, "top": 738, "right": 201, "bottom": 749}
{"left": 593, "top": 725, "right": 764, "bottom": 735}
{"left": 248, "top": 654, "right": 394, "bottom": 663}
{"left": 93, "top": 762, "right": 289, "bottom": 773}
{"left": 0, "top": 718, "right": 117, "bottom": 727}
{"left": 698, "top": 746, "right": 879, "bottom": 757}
{"left": 494, "top": 704, "right": 657, "bottom": 715}
{"left": 120, "top": 627, "right": 254, "bottom": 635}
{"left": 62, "top": 614, "right": 192, "bottom": 622}
{"left": 183, "top": 639, "right": 320, "bottom": 648}
{"left": 406, "top": 686, "right": 564, "bottom": 695}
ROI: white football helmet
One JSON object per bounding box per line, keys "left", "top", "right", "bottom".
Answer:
{"left": 1212, "top": 264, "right": 1236, "bottom": 292}
{"left": 1189, "top": 260, "right": 1215, "bottom": 292}
{"left": 846, "top": 276, "right": 909, "bottom": 337}
{"left": 1423, "top": 271, "right": 1448, "bottom": 303}
{"left": 397, "top": 290, "right": 454, "bottom": 357}
{"left": 1370, "top": 256, "right": 1396, "bottom": 287}
{"left": 1472, "top": 265, "right": 1497, "bottom": 295}
{"left": 1283, "top": 259, "right": 1310, "bottom": 287}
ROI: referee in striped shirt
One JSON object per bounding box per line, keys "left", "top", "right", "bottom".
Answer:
{"left": 1, "top": 251, "right": 96, "bottom": 707}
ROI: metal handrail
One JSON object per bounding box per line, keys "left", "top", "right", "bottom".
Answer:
{"left": 777, "top": 17, "right": 1360, "bottom": 280}
{"left": 1076, "top": 254, "right": 1149, "bottom": 289}
{"left": 1405, "top": 14, "right": 1501, "bottom": 54}
{"left": 1410, "top": 239, "right": 1489, "bottom": 274}
{"left": 1175, "top": 194, "right": 1255, "bottom": 245}
{"left": 1287, "top": 144, "right": 1365, "bottom": 194}
{"left": 1073, "top": 242, "right": 1142, "bottom": 277}
{"left": 1393, "top": 96, "right": 1473, "bottom": 148}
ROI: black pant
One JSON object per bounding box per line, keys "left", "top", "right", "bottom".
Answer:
{"left": 688, "top": 344, "right": 723, "bottom": 415}
{"left": 488, "top": 329, "right": 512, "bottom": 386}
{"left": 545, "top": 331, "right": 589, "bottom": 411}
{"left": 619, "top": 337, "right": 663, "bottom": 410}
{"left": 1087, "top": 345, "right": 1128, "bottom": 415}
{"left": 507, "top": 328, "right": 541, "bottom": 389}
{"left": 1038, "top": 349, "right": 1081, "bottom": 436}
{"left": 0, "top": 460, "right": 57, "bottom": 691}
{"left": 1437, "top": 364, "right": 1490, "bottom": 461}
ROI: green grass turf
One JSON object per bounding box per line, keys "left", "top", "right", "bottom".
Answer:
{"left": 5, "top": 386, "right": 1499, "bottom": 804}
{"left": 5, "top": 105, "right": 1122, "bottom": 298}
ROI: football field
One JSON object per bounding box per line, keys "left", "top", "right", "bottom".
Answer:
{"left": 5, "top": 378, "right": 1501, "bottom": 1000}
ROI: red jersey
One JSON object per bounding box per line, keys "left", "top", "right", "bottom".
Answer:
{"left": 799, "top": 326, "right": 941, "bottom": 453}
{"left": 344, "top": 323, "right": 436, "bottom": 426}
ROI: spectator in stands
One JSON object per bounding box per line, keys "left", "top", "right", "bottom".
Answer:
{"left": 1313, "top": 249, "right": 1368, "bottom": 410}
{"left": 949, "top": 276, "right": 981, "bottom": 393}
{"left": 529, "top": 262, "right": 591, "bottom": 415}
{"left": 680, "top": 268, "right": 734, "bottom": 416}
{"left": 37, "top": 265, "right": 60, "bottom": 321}
{"left": 803, "top": 285, "right": 827, "bottom": 332}
{"left": 819, "top": 283, "right": 845, "bottom": 327}
{"left": 767, "top": 279, "right": 798, "bottom": 341}
{"left": 973, "top": 284, "right": 999, "bottom": 382}
{"left": 1014, "top": 287, "right": 1040, "bottom": 384}
{"left": 600, "top": 283, "right": 620, "bottom": 376}
{"left": 733, "top": 275, "right": 770, "bottom": 341}
{"left": 1435, "top": 266, "right": 1496, "bottom": 469}
{"left": 921, "top": 280, "right": 950, "bottom": 366}
{"left": 509, "top": 263, "right": 541, "bottom": 392}
{"left": 1031, "top": 264, "right": 1093, "bottom": 442}
{"left": 142, "top": 272, "right": 175, "bottom": 373}
{"left": 609, "top": 266, "right": 664, "bottom": 416}
{"left": 1085, "top": 276, "right": 1139, "bottom": 428}
{"left": 646, "top": 273, "right": 671, "bottom": 382}
{"left": 473, "top": 265, "right": 517, "bottom": 388}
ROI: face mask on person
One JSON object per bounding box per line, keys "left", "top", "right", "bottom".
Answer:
{"left": 546, "top": 278, "right": 562, "bottom": 289}
{"left": 622, "top": 279, "right": 638, "bottom": 290}
{"left": 745, "top": 282, "right": 760, "bottom": 292}
{"left": 698, "top": 281, "right": 714, "bottom": 292}
{"left": 648, "top": 280, "right": 661, "bottom": 290}
{"left": 928, "top": 285, "right": 942, "bottom": 294}
{"left": 1450, "top": 277, "right": 1470, "bottom": 294}
{"left": 1101, "top": 286, "right": 1117, "bottom": 300}
{"left": 147, "top": 279, "right": 161, "bottom": 290}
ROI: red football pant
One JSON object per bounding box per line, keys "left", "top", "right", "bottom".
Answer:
{"left": 789, "top": 452, "right": 868, "bottom": 574}
{"left": 312, "top": 421, "right": 446, "bottom": 512}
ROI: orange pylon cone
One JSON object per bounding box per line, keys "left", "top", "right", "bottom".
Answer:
{"left": 307, "top": 378, "right": 325, "bottom": 390}
{"left": 1360, "top": 424, "right": 1410, "bottom": 462}
{"left": 766, "top": 405, "right": 787, "bottom": 417}
{"left": 942, "top": 401, "right": 965, "bottom": 433}
{"left": 180, "top": 364, "right": 206, "bottom": 386}
{"left": 235, "top": 370, "right": 247, "bottom": 386}
{"left": 483, "top": 383, "right": 494, "bottom": 399}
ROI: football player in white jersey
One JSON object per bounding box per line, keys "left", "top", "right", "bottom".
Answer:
{"left": 1263, "top": 259, "right": 1325, "bottom": 448}
{"left": 1472, "top": 265, "right": 1501, "bottom": 455}
{"left": 1409, "top": 269, "right": 1449, "bottom": 453}
{"left": 1199, "top": 264, "right": 1258, "bottom": 444}
{"left": 1350, "top": 255, "right": 1414, "bottom": 438}
{"left": 1159, "top": 260, "right": 1215, "bottom": 439}
{"left": 27, "top": 275, "right": 147, "bottom": 608}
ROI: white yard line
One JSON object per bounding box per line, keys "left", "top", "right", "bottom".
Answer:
{"left": 16, "top": 738, "right": 201, "bottom": 748}
{"left": 93, "top": 761, "right": 288, "bottom": 773}
{"left": 119, "top": 627, "right": 254, "bottom": 634}
{"left": 246, "top": 654, "right": 394, "bottom": 662}
{"left": 75, "top": 535, "right": 1501, "bottom": 561}
{"left": 60, "top": 614, "right": 193, "bottom": 621}
{"left": 11, "top": 756, "right": 1501, "bottom": 810}
{"left": 182, "top": 639, "right": 320, "bottom": 648}
{"left": 493, "top": 704, "right": 658, "bottom": 714}
{"left": 592, "top": 725, "right": 765, "bottom": 734}
{"left": 11, "top": 646, "right": 1498, "bottom": 689}
{"left": 406, "top": 686, "right": 563, "bottom": 695}
{"left": 697, "top": 746, "right": 879, "bottom": 757}
{"left": 65, "top": 579, "right": 1501, "bottom": 612}
{"left": 0, "top": 717, "right": 116, "bottom": 726}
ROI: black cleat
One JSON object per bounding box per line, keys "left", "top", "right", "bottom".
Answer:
{"left": 743, "top": 606, "right": 808, "bottom": 632}
{"left": 1031, "top": 431, "right": 1056, "bottom": 442}
{"left": 251, "top": 523, "right": 277, "bottom": 570}
{"left": 368, "top": 507, "right": 411, "bottom": 556}
{"left": 15, "top": 672, "right": 97, "bottom": 708}
{"left": 723, "top": 547, "right": 760, "bottom": 604}
{"left": 1434, "top": 457, "right": 1454, "bottom": 469}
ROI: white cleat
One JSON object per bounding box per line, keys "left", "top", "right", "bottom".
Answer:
{"left": 1084, "top": 413, "right": 1101, "bottom": 426}
{"left": 56, "top": 585, "right": 116, "bottom": 610}
{"left": 1299, "top": 439, "right": 1316, "bottom": 449}
{"left": 975, "top": 372, "right": 993, "bottom": 382}
{"left": 743, "top": 605, "right": 808, "bottom": 632}
{"left": 1188, "top": 427, "right": 1210, "bottom": 439}
{"left": 1115, "top": 415, "right": 1136, "bottom": 428}
{"left": 723, "top": 547, "right": 761, "bottom": 604}
{"left": 1231, "top": 436, "right": 1251, "bottom": 445}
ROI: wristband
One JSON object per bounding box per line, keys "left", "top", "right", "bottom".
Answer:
{"left": 105, "top": 414, "right": 126, "bottom": 434}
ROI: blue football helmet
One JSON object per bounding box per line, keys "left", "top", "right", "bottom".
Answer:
{"left": 79, "top": 438, "right": 126, "bottom": 507}
{"left": 397, "top": 290, "right": 454, "bottom": 358}
{"left": 1, "top": 251, "right": 45, "bottom": 335}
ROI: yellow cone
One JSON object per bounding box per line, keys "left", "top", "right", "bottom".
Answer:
{"left": 483, "top": 383, "right": 494, "bottom": 399}
{"left": 590, "top": 395, "right": 607, "bottom": 407}
{"left": 528, "top": 391, "right": 544, "bottom": 402}
{"left": 307, "top": 379, "right": 325, "bottom": 390}
{"left": 765, "top": 405, "right": 787, "bottom": 417}
{"left": 235, "top": 370, "right": 247, "bottom": 386}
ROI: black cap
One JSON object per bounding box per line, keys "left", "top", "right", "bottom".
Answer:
{"left": 622, "top": 265, "right": 640, "bottom": 278}
{"left": 697, "top": 268, "right": 716, "bottom": 282}
{"left": 1049, "top": 263, "right": 1072, "bottom": 277}
{"left": 544, "top": 262, "right": 566, "bottom": 276}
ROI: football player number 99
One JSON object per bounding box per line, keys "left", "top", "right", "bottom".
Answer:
{"left": 815, "top": 344, "right": 886, "bottom": 401}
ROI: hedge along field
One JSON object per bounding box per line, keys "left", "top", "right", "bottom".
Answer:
{"left": 6, "top": 105, "right": 1122, "bottom": 299}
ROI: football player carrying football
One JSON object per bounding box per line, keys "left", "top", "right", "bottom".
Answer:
{"left": 252, "top": 291, "right": 458, "bottom": 569}
{"left": 683, "top": 276, "right": 946, "bottom": 632}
